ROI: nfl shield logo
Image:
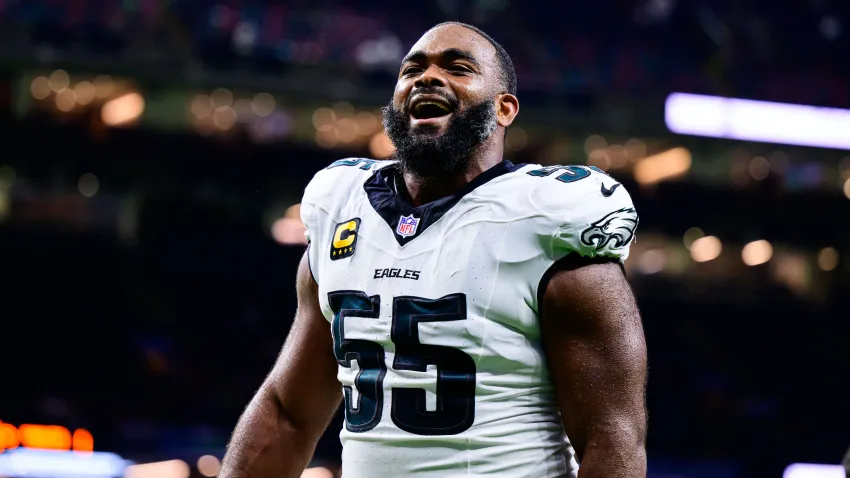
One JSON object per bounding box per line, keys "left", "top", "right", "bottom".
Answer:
{"left": 396, "top": 214, "right": 420, "bottom": 238}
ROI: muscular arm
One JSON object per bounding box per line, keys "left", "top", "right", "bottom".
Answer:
{"left": 220, "top": 251, "right": 342, "bottom": 478}
{"left": 540, "top": 255, "right": 647, "bottom": 478}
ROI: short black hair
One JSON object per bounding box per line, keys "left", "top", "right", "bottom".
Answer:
{"left": 433, "top": 21, "right": 517, "bottom": 96}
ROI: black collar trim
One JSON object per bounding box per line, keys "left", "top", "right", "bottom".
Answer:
{"left": 364, "top": 161, "right": 524, "bottom": 246}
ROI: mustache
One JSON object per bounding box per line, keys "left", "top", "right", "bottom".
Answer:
{"left": 405, "top": 88, "right": 458, "bottom": 113}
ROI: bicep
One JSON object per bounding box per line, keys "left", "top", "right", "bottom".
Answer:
{"left": 264, "top": 250, "right": 342, "bottom": 435}
{"left": 540, "top": 255, "right": 647, "bottom": 460}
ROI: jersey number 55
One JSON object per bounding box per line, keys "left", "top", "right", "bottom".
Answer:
{"left": 328, "top": 291, "right": 476, "bottom": 436}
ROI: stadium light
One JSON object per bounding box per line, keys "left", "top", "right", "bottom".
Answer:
{"left": 0, "top": 421, "right": 93, "bottom": 452}
{"left": 101, "top": 92, "right": 145, "bottom": 126}
{"left": 783, "top": 463, "right": 845, "bottom": 478}
{"left": 683, "top": 227, "right": 705, "bottom": 250}
{"left": 742, "top": 240, "right": 773, "bottom": 266}
{"left": 665, "top": 93, "right": 850, "bottom": 150}
{"left": 0, "top": 449, "right": 129, "bottom": 478}
{"left": 124, "top": 460, "right": 190, "bottom": 478}
{"left": 817, "top": 247, "right": 840, "bottom": 271}
{"left": 690, "top": 236, "right": 722, "bottom": 262}
{"left": 74, "top": 81, "right": 96, "bottom": 105}
{"left": 633, "top": 147, "right": 692, "bottom": 185}
{"left": 370, "top": 131, "right": 395, "bottom": 159}
{"left": 31, "top": 76, "right": 51, "bottom": 100}
{"left": 78, "top": 173, "right": 100, "bottom": 198}
{"left": 196, "top": 455, "right": 221, "bottom": 477}
{"left": 49, "top": 70, "right": 70, "bottom": 93}
{"left": 272, "top": 217, "right": 308, "bottom": 245}
{"left": 301, "top": 467, "right": 335, "bottom": 478}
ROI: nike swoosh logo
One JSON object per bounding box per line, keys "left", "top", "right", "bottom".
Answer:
{"left": 601, "top": 183, "right": 620, "bottom": 197}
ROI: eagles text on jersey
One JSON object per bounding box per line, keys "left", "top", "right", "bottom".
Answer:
{"left": 299, "top": 158, "right": 638, "bottom": 478}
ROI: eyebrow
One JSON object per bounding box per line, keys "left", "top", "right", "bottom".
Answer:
{"left": 401, "top": 48, "right": 481, "bottom": 68}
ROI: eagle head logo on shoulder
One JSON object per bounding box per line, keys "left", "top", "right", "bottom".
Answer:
{"left": 580, "top": 207, "right": 639, "bottom": 251}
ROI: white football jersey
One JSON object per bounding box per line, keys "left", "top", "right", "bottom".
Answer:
{"left": 300, "top": 158, "right": 638, "bottom": 478}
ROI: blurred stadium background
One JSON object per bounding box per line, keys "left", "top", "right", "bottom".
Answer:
{"left": 0, "top": 0, "right": 848, "bottom": 477}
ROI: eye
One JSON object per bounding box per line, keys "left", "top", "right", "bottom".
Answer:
{"left": 448, "top": 65, "right": 472, "bottom": 75}
{"left": 402, "top": 66, "right": 422, "bottom": 76}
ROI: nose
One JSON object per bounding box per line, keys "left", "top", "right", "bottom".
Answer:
{"left": 413, "top": 64, "right": 446, "bottom": 89}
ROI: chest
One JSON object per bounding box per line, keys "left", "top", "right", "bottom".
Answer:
{"left": 312, "top": 189, "right": 554, "bottom": 339}
{"left": 316, "top": 203, "right": 502, "bottom": 310}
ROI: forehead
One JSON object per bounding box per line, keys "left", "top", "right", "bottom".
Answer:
{"left": 408, "top": 24, "right": 496, "bottom": 63}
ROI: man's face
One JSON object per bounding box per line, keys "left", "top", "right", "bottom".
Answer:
{"left": 381, "top": 25, "right": 503, "bottom": 179}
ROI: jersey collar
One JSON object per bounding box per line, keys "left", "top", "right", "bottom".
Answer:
{"left": 364, "top": 160, "right": 523, "bottom": 246}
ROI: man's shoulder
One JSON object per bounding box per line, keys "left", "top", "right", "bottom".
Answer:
{"left": 303, "top": 158, "right": 396, "bottom": 209}
{"left": 309, "top": 157, "right": 395, "bottom": 187}
{"left": 496, "top": 163, "right": 638, "bottom": 261}
{"left": 489, "top": 163, "right": 629, "bottom": 213}
{"left": 507, "top": 162, "right": 617, "bottom": 190}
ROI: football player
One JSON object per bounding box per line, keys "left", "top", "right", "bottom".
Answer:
{"left": 221, "top": 22, "right": 647, "bottom": 478}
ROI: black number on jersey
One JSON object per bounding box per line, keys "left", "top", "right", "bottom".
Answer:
{"left": 326, "top": 158, "right": 378, "bottom": 170}
{"left": 328, "top": 291, "right": 476, "bottom": 436}
{"left": 328, "top": 291, "right": 386, "bottom": 432}
{"left": 527, "top": 164, "right": 610, "bottom": 183}
{"left": 391, "top": 294, "right": 476, "bottom": 435}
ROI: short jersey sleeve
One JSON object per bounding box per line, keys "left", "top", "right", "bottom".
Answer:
{"left": 298, "top": 157, "right": 396, "bottom": 283}
{"left": 300, "top": 178, "right": 323, "bottom": 282}
{"left": 301, "top": 199, "right": 319, "bottom": 282}
{"left": 530, "top": 165, "right": 639, "bottom": 262}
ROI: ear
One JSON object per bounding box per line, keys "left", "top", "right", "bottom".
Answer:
{"left": 495, "top": 93, "right": 519, "bottom": 128}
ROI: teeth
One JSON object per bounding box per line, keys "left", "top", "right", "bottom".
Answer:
{"left": 413, "top": 101, "right": 451, "bottom": 113}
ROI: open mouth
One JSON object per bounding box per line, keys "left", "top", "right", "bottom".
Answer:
{"left": 409, "top": 98, "right": 455, "bottom": 120}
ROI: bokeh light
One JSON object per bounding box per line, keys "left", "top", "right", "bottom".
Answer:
{"left": 31, "top": 77, "right": 51, "bottom": 100}
{"left": 196, "top": 455, "right": 221, "bottom": 477}
{"left": 252, "top": 92, "right": 275, "bottom": 117}
{"left": 49, "top": 70, "right": 70, "bottom": 92}
{"left": 742, "top": 240, "right": 773, "bottom": 266}
{"left": 817, "top": 247, "right": 839, "bottom": 271}
{"left": 78, "top": 173, "right": 100, "bottom": 198}
{"left": 690, "top": 236, "right": 722, "bottom": 262}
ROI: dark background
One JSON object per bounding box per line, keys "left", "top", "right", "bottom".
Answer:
{"left": 0, "top": 1, "right": 848, "bottom": 477}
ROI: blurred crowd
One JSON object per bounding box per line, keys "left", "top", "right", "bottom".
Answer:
{"left": 1, "top": 0, "right": 848, "bottom": 105}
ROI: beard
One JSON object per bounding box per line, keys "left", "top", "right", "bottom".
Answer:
{"left": 381, "top": 94, "right": 498, "bottom": 180}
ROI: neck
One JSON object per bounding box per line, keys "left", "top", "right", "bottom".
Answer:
{"left": 400, "top": 148, "right": 503, "bottom": 207}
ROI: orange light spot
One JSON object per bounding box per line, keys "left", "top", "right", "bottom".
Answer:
{"left": 0, "top": 422, "right": 20, "bottom": 452}
{"left": 18, "top": 424, "right": 72, "bottom": 450}
{"left": 72, "top": 428, "right": 94, "bottom": 451}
